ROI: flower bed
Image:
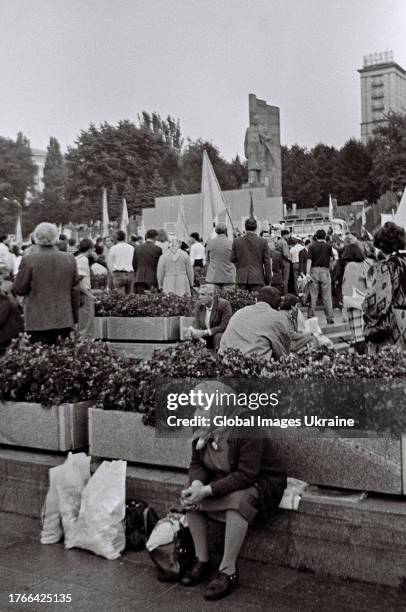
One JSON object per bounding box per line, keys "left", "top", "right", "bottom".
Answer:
{"left": 95, "top": 290, "right": 195, "bottom": 318}
{"left": 216, "top": 286, "right": 257, "bottom": 312}
{"left": 0, "top": 336, "right": 125, "bottom": 451}
{"left": 92, "top": 343, "right": 406, "bottom": 492}
{"left": 0, "top": 400, "right": 92, "bottom": 451}
{"left": 94, "top": 291, "right": 196, "bottom": 341}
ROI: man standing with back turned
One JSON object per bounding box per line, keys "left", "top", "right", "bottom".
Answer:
{"left": 306, "top": 229, "right": 335, "bottom": 324}
{"left": 231, "top": 217, "right": 272, "bottom": 292}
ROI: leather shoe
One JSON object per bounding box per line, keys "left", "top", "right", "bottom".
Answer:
{"left": 181, "top": 558, "right": 211, "bottom": 587}
{"left": 204, "top": 570, "right": 239, "bottom": 600}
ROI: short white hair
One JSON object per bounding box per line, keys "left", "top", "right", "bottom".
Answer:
{"left": 33, "top": 223, "right": 59, "bottom": 246}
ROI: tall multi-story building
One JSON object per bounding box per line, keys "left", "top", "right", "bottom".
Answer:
{"left": 358, "top": 51, "right": 406, "bottom": 143}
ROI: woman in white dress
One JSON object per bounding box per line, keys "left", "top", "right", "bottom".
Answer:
{"left": 157, "top": 238, "right": 194, "bottom": 296}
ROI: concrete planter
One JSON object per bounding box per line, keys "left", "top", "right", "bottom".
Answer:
{"left": 272, "top": 434, "right": 406, "bottom": 495}
{"left": 89, "top": 408, "right": 191, "bottom": 469}
{"left": 106, "top": 316, "right": 180, "bottom": 341}
{"left": 0, "top": 401, "right": 92, "bottom": 451}
{"left": 179, "top": 316, "right": 194, "bottom": 341}
{"left": 92, "top": 316, "right": 107, "bottom": 340}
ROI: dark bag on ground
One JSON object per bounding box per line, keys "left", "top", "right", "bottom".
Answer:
{"left": 125, "top": 499, "right": 159, "bottom": 551}
{"left": 146, "top": 510, "right": 195, "bottom": 581}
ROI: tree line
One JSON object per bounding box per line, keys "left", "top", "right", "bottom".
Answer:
{"left": 0, "top": 110, "right": 405, "bottom": 234}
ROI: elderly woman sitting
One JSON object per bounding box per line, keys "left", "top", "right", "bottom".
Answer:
{"left": 179, "top": 382, "right": 286, "bottom": 601}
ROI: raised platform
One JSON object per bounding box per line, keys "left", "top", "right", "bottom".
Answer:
{"left": 1, "top": 447, "right": 405, "bottom": 588}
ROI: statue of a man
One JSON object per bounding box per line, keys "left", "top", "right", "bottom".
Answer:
{"left": 244, "top": 114, "right": 274, "bottom": 185}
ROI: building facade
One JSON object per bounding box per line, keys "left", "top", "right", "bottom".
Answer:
{"left": 358, "top": 51, "right": 406, "bottom": 144}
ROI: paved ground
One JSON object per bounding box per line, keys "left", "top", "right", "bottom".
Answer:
{"left": 0, "top": 513, "right": 405, "bottom": 612}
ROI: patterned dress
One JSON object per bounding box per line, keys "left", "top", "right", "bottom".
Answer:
{"left": 363, "top": 251, "right": 406, "bottom": 347}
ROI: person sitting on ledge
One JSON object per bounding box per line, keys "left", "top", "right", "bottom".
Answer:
{"left": 189, "top": 283, "right": 232, "bottom": 351}
{"left": 219, "top": 286, "right": 291, "bottom": 360}
{"left": 280, "top": 294, "right": 316, "bottom": 353}
{"left": 179, "top": 381, "right": 287, "bottom": 601}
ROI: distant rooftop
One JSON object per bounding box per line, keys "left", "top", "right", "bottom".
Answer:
{"left": 359, "top": 50, "right": 406, "bottom": 76}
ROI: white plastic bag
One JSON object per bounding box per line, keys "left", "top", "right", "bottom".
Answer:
{"left": 55, "top": 452, "right": 91, "bottom": 548}
{"left": 41, "top": 465, "right": 63, "bottom": 544}
{"left": 70, "top": 460, "right": 126, "bottom": 560}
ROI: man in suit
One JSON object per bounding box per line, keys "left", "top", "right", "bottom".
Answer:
{"left": 205, "top": 222, "right": 236, "bottom": 286}
{"left": 190, "top": 283, "right": 232, "bottom": 351}
{"left": 132, "top": 229, "right": 162, "bottom": 293}
{"left": 231, "top": 217, "right": 272, "bottom": 292}
{"left": 13, "top": 222, "right": 80, "bottom": 345}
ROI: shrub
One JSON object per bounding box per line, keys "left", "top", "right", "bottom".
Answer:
{"left": 0, "top": 335, "right": 125, "bottom": 406}
{"left": 95, "top": 290, "right": 195, "bottom": 317}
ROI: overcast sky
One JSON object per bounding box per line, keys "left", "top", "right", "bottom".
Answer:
{"left": 1, "top": 0, "right": 405, "bottom": 160}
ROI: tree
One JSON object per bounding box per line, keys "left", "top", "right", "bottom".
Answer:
{"left": 281, "top": 145, "right": 320, "bottom": 209}
{"left": 42, "top": 137, "right": 66, "bottom": 223}
{"left": 228, "top": 154, "right": 247, "bottom": 190}
{"left": 180, "top": 140, "right": 238, "bottom": 194}
{"left": 369, "top": 111, "right": 406, "bottom": 196}
{"left": 333, "top": 139, "right": 375, "bottom": 205}
{"left": 0, "top": 133, "right": 36, "bottom": 232}
{"left": 150, "top": 169, "right": 166, "bottom": 200}
{"left": 311, "top": 143, "right": 339, "bottom": 207}
{"left": 65, "top": 119, "right": 181, "bottom": 219}
{"left": 0, "top": 133, "right": 35, "bottom": 205}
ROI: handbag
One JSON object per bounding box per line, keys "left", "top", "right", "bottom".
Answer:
{"left": 125, "top": 499, "right": 159, "bottom": 551}
{"left": 147, "top": 510, "right": 195, "bottom": 581}
{"left": 343, "top": 288, "right": 366, "bottom": 310}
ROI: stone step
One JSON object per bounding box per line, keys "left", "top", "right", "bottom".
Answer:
{"left": 1, "top": 447, "right": 405, "bottom": 588}
{"left": 325, "top": 330, "right": 352, "bottom": 344}
{"left": 334, "top": 341, "right": 351, "bottom": 352}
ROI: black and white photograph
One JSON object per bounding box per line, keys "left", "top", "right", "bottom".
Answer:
{"left": 1, "top": 1, "right": 406, "bottom": 610}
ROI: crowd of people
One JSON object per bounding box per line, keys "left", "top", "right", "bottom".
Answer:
{"left": 0, "top": 218, "right": 405, "bottom": 357}
{"left": 1, "top": 218, "right": 406, "bottom": 601}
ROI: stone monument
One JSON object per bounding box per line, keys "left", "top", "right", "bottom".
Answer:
{"left": 244, "top": 93, "right": 282, "bottom": 197}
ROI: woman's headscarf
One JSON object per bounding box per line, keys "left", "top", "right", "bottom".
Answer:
{"left": 167, "top": 237, "right": 181, "bottom": 260}
{"left": 191, "top": 381, "right": 248, "bottom": 450}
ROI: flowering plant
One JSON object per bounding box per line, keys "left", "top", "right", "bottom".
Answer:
{"left": 95, "top": 290, "right": 195, "bottom": 317}
{"left": 216, "top": 286, "right": 257, "bottom": 312}
{"left": 0, "top": 335, "right": 125, "bottom": 407}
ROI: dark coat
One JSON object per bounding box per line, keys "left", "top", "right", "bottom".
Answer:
{"left": 132, "top": 242, "right": 162, "bottom": 286}
{"left": 0, "top": 295, "right": 24, "bottom": 345}
{"left": 270, "top": 249, "right": 284, "bottom": 287}
{"left": 192, "top": 296, "right": 232, "bottom": 337}
{"left": 298, "top": 247, "right": 309, "bottom": 275}
{"left": 231, "top": 232, "right": 272, "bottom": 286}
{"left": 189, "top": 432, "right": 287, "bottom": 522}
{"left": 13, "top": 246, "right": 80, "bottom": 331}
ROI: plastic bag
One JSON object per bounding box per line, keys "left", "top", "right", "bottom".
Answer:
{"left": 147, "top": 511, "right": 195, "bottom": 581}
{"left": 41, "top": 465, "right": 63, "bottom": 544}
{"left": 55, "top": 453, "right": 91, "bottom": 549}
{"left": 70, "top": 460, "right": 126, "bottom": 560}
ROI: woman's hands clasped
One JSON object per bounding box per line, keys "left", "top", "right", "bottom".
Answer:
{"left": 181, "top": 481, "right": 212, "bottom": 510}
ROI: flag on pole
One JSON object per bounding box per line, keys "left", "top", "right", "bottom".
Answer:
{"left": 361, "top": 205, "right": 367, "bottom": 227}
{"left": 175, "top": 195, "right": 189, "bottom": 244}
{"left": 249, "top": 191, "right": 254, "bottom": 218}
{"left": 328, "top": 194, "right": 334, "bottom": 222}
{"left": 394, "top": 186, "right": 406, "bottom": 229}
{"left": 201, "top": 150, "right": 234, "bottom": 241}
{"left": 120, "top": 198, "right": 129, "bottom": 234}
{"left": 15, "top": 211, "right": 23, "bottom": 246}
{"left": 102, "top": 187, "right": 109, "bottom": 238}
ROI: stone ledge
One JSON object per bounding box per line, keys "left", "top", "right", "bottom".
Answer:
{"left": 0, "top": 447, "right": 405, "bottom": 587}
